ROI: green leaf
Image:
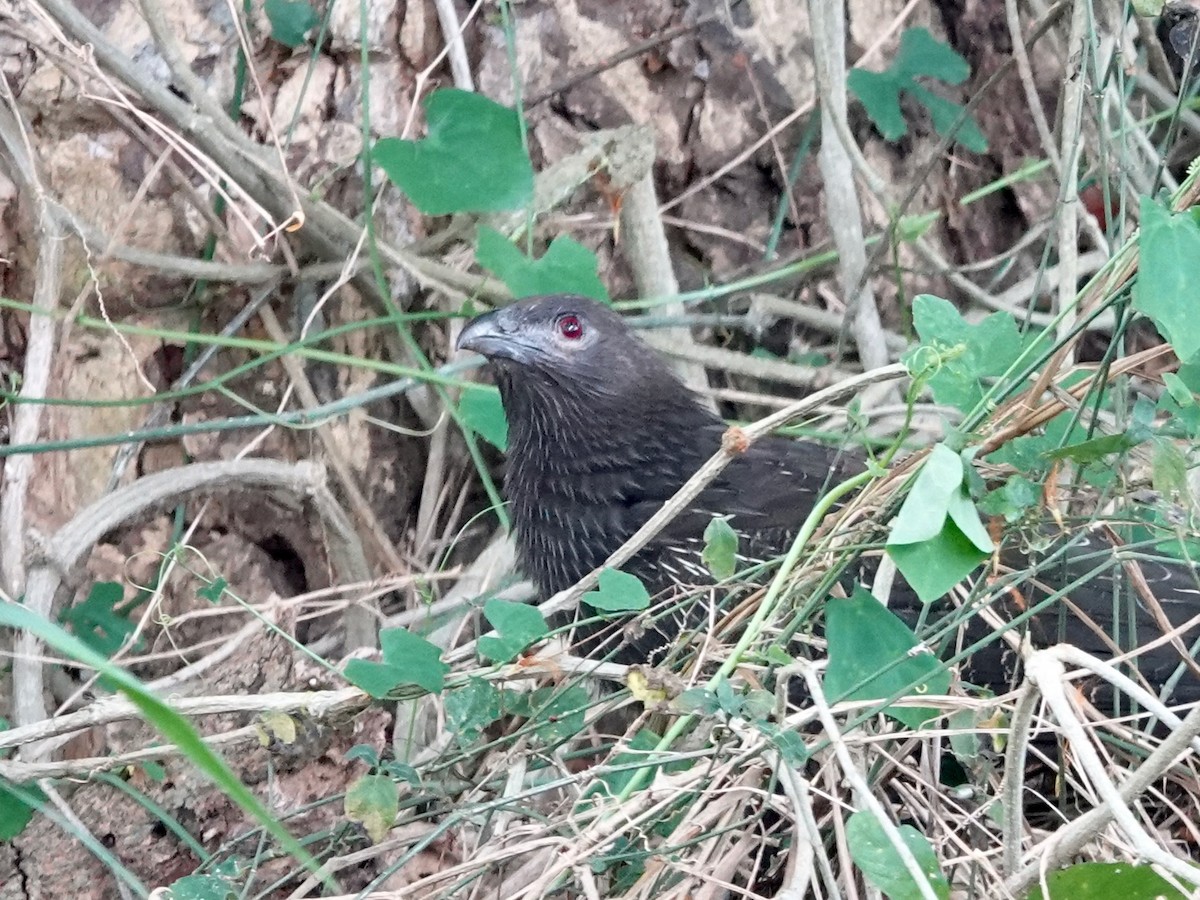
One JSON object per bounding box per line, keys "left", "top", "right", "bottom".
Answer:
{"left": 1046, "top": 395, "right": 1156, "bottom": 464}
{"left": 946, "top": 485, "right": 993, "bottom": 551}
{"left": 379, "top": 761, "right": 421, "bottom": 786}
{"left": 904, "top": 294, "right": 1045, "bottom": 414}
{"left": 887, "top": 444, "right": 991, "bottom": 601}
{"left": 478, "top": 599, "right": 549, "bottom": 663}
{"left": 764, "top": 725, "right": 809, "bottom": 767}
{"left": 1134, "top": 196, "right": 1200, "bottom": 363}
{"left": 1152, "top": 439, "right": 1189, "bottom": 498}
{"left": 847, "top": 810, "right": 950, "bottom": 900}
{"left": 380, "top": 628, "right": 448, "bottom": 693}
{"left": 889, "top": 518, "right": 990, "bottom": 602}
{"left": 1025, "top": 861, "right": 1188, "bottom": 900}
{"left": 458, "top": 385, "right": 508, "bottom": 451}
{"left": 739, "top": 688, "right": 775, "bottom": 720}
{"left": 701, "top": 517, "right": 739, "bottom": 580}
{"left": 164, "top": 867, "right": 240, "bottom": 900}
{"left": 978, "top": 475, "right": 1039, "bottom": 523}
{"left": 344, "top": 744, "right": 380, "bottom": 767}
{"left": 1177, "top": 359, "right": 1200, "bottom": 393}
{"left": 765, "top": 644, "right": 795, "bottom": 667}
{"left": 445, "top": 677, "right": 502, "bottom": 745}
{"left": 263, "top": 0, "right": 319, "bottom": 47}
{"left": 0, "top": 603, "right": 328, "bottom": 886}
{"left": 888, "top": 443, "right": 966, "bottom": 545}
{"left": 1163, "top": 372, "right": 1194, "bottom": 407}
{"left": 511, "top": 685, "right": 590, "bottom": 747}
{"left": 986, "top": 409, "right": 1088, "bottom": 470}
{"left": 198, "top": 577, "right": 227, "bottom": 603}
{"left": 848, "top": 28, "right": 987, "bottom": 153}
{"left": 1045, "top": 432, "right": 1138, "bottom": 464}
{"left": 475, "top": 226, "right": 609, "bottom": 301}
{"left": 343, "top": 629, "right": 447, "bottom": 698}
{"left": 375, "top": 90, "right": 533, "bottom": 214}
{"left": 889, "top": 444, "right": 992, "bottom": 552}
{"left": 1159, "top": 380, "right": 1200, "bottom": 439}
{"left": 676, "top": 687, "right": 721, "bottom": 716}
{"left": 342, "top": 660, "right": 411, "bottom": 699}
{"left": 825, "top": 587, "right": 951, "bottom": 728}
{"left": 60, "top": 581, "right": 135, "bottom": 657}
{"left": 896, "top": 211, "right": 939, "bottom": 242}
{"left": 0, "top": 778, "right": 44, "bottom": 840}
{"left": 344, "top": 773, "right": 399, "bottom": 844}
{"left": 582, "top": 568, "right": 652, "bottom": 614}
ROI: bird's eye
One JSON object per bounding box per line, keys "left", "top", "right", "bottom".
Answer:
{"left": 557, "top": 314, "right": 584, "bottom": 340}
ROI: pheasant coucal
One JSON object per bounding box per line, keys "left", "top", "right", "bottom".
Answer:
{"left": 457, "top": 294, "right": 1200, "bottom": 707}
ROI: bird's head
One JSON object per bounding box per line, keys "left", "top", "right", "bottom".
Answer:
{"left": 456, "top": 295, "right": 688, "bottom": 404}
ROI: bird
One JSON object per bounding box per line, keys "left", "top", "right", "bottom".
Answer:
{"left": 457, "top": 294, "right": 1200, "bottom": 708}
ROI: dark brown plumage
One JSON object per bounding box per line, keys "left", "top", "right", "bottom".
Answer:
{"left": 458, "top": 295, "right": 1200, "bottom": 706}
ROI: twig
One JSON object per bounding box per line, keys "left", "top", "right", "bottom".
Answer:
{"left": 0, "top": 80, "right": 62, "bottom": 599}
{"left": 620, "top": 167, "right": 713, "bottom": 402}
{"left": 433, "top": 0, "right": 474, "bottom": 91}
{"left": 526, "top": 17, "right": 713, "bottom": 108}
{"left": 750, "top": 292, "right": 908, "bottom": 353}
{"left": 0, "top": 686, "right": 364, "bottom": 758}
{"left": 999, "top": 676, "right": 1041, "bottom": 874}
{"left": 1054, "top": 0, "right": 1089, "bottom": 361}
{"left": 808, "top": 0, "right": 889, "bottom": 380}
{"left": 400, "top": 0, "right": 486, "bottom": 139}
{"left": 657, "top": 339, "right": 856, "bottom": 389}
{"left": 775, "top": 761, "right": 825, "bottom": 900}
{"left": 1005, "top": 0, "right": 1062, "bottom": 180}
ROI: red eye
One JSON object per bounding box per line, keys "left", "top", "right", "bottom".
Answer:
{"left": 557, "top": 314, "right": 584, "bottom": 340}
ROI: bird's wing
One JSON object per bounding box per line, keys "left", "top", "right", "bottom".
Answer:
{"left": 642, "top": 432, "right": 862, "bottom": 560}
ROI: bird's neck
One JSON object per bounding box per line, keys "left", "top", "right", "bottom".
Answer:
{"left": 496, "top": 372, "right": 720, "bottom": 594}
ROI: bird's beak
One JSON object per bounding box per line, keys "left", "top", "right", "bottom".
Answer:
{"left": 457, "top": 308, "right": 532, "bottom": 362}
